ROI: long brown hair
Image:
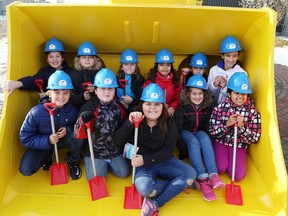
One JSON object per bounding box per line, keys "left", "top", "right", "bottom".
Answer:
{"left": 134, "top": 101, "right": 170, "bottom": 138}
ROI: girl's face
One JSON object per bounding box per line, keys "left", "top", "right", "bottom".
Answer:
{"left": 142, "top": 102, "right": 163, "bottom": 122}
{"left": 95, "top": 87, "right": 115, "bottom": 102}
{"left": 189, "top": 88, "right": 204, "bottom": 105}
{"left": 191, "top": 67, "right": 206, "bottom": 76}
{"left": 79, "top": 56, "right": 95, "bottom": 69}
{"left": 221, "top": 52, "right": 239, "bottom": 70}
{"left": 157, "top": 63, "right": 171, "bottom": 78}
{"left": 121, "top": 63, "right": 137, "bottom": 75}
{"left": 47, "top": 52, "right": 64, "bottom": 70}
{"left": 50, "top": 90, "right": 71, "bottom": 108}
{"left": 229, "top": 91, "right": 248, "bottom": 106}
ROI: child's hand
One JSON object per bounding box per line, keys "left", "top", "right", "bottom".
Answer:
{"left": 86, "top": 84, "right": 95, "bottom": 93}
{"left": 129, "top": 112, "right": 144, "bottom": 123}
{"left": 214, "top": 75, "right": 227, "bottom": 88}
{"left": 121, "top": 95, "right": 133, "bottom": 104}
{"left": 131, "top": 154, "right": 144, "bottom": 167}
{"left": 84, "top": 91, "right": 91, "bottom": 101}
{"left": 57, "top": 127, "right": 67, "bottom": 138}
{"left": 167, "top": 106, "right": 175, "bottom": 117}
{"left": 49, "top": 133, "right": 59, "bottom": 144}
{"left": 226, "top": 114, "right": 238, "bottom": 127}
{"left": 236, "top": 114, "right": 244, "bottom": 128}
{"left": 4, "top": 80, "right": 23, "bottom": 96}
{"left": 181, "top": 68, "right": 190, "bottom": 76}
{"left": 38, "top": 92, "right": 47, "bottom": 99}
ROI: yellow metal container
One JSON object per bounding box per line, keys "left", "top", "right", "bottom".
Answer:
{"left": 0, "top": 1, "right": 286, "bottom": 215}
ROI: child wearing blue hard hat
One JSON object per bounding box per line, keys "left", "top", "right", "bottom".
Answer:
{"left": 114, "top": 83, "right": 197, "bottom": 216}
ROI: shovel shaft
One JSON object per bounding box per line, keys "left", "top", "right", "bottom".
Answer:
{"left": 231, "top": 122, "right": 238, "bottom": 182}
{"left": 86, "top": 125, "right": 97, "bottom": 177}
{"left": 49, "top": 115, "right": 60, "bottom": 163}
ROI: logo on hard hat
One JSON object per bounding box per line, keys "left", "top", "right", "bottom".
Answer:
{"left": 58, "top": 80, "right": 67, "bottom": 87}
{"left": 241, "top": 84, "right": 248, "bottom": 90}
{"left": 196, "top": 81, "right": 204, "bottom": 87}
{"left": 126, "top": 56, "right": 133, "bottom": 61}
{"left": 49, "top": 44, "right": 56, "bottom": 50}
{"left": 150, "top": 92, "right": 159, "bottom": 99}
{"left": 229, "top": 44, "right": 236, "bottom": 49}
{"left": 83, "top": 48, "right": 91, "bottom": 54}
{"left": 196, "top": 60, "right": 203, "bottom": 65}
{"left": 104, "top": 78, "right": 112, "bottom": 85}
{"left": 163, "top": 55, "right": 170, "bottom": 61}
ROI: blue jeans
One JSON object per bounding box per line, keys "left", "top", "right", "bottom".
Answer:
{"left": 84, "top": 155, "right": 129, "bottom": 180}
{"left": 135, "top": 157, "right": 196, "bottom": 207}
{"left": 181, "top": 130, "right": 218, "bottom": 180}
{"left": 19, "top": 133, "right": 83, "bottom": 176}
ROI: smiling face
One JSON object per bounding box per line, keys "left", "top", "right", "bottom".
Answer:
{"left": 95, "top": 87, "right": 115, "bottom": 103}
{"left": 142, "top": 101, "right": 163, "bottom": 123}
{"left": 121, "top": 63, "right": 136, "bottom": 75}
{"left": 189, "top": 88, "right": 204, "bottom": 105}
{"left": 157, "top": 63, "right": 172, "bottom": 78}
{"left": 229, "top": 91, "right": 248, "bottom": 106}
{"left": 221, "top": 51, "right": 239, "bottom": 70}
{"left": 79, "top": 56, "right": 95, "bottom": 69}
{"left": 46, "top": 52, "right": 64, "bottom": 70}
{"left": 49, "top": 90, "right": 71, "bottom": 108}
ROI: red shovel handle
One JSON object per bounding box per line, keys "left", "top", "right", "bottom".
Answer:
{"left": 119, "top": 79, "right": 128, "bottom": 88}
{"left": 35, "top": 79, "right": 44, "bottom": 91}
{"left": 131, "top": 115, "right": 144, "bottom": 128}
{"left": 82, "top": 82, "right": 92, "bottom": 91}
{"left": 44, "top": 102, "right": 57, "bottom": 115}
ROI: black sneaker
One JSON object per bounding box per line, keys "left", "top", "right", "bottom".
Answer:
{"left": 68, "top": 162, "right": 82, "bottom": 180}
{"left": 42, "top": 157, "right": 52, "bottom": 171}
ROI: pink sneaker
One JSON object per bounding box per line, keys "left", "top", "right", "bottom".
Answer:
{"left": 199, "top": 179, "right": 216, "bottom": 201}
{"left": 140, "top": 197, "right": 159, "bottom": 216}
{"left": 209, "top": 174, "right": 225, "bottom": 189}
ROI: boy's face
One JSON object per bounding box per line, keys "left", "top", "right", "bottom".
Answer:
{"left": 46, "top": 52, "right": 64, "bottom": 70}
{"left": 95, "top": 87, "right": 115, "bottom": 102}
{"left": 221, "top": 52, "right": 239, "bottom": 70}
{"left": 121, "top": 63, "right": 136, "bottom": 75}
{"left": 229, "top": 91, "right": 248, "bottom": 106}
{"left": 157, "top": 63, "right": 172, "bottom": 78}
{"left": 189, "top": 88, "right": 204, "bottom": 105}
{"left": 50, "top": 90, "right": 71, "bottom": 108}
{"left": 79, "top": 56, "right": 95, "bottom": 69}
{"left": 191, "top": 67, "right": 206, "bottom": 76}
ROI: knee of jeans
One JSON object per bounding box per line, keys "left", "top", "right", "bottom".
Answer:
{"left": 186, "top": 179, "right": 193, "bottom": 186}
{"left": 19, "top": 167, "right": 34, "bottom": 176}
{"left": 135, "top": 176, "right": 154, "bottom": 197}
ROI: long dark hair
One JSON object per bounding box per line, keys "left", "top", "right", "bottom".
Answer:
{"left": 117, "top": 64, "right": 142, "bottom": 80}
{"left": 134, "top": 101, "right": 170, "bottom": 138}
{"left": 146, "top": 63, "right": 180, "bottom": 89}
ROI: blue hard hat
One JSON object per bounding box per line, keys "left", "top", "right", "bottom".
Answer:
{"left": 93, "top": 68, "right": 118, "bottom": 88}
{"left": 44, "top": 38, "right": 65, "bottom": 53}
{"left": 220, "top": 36, "right": 242, "bottom": 53}
{"left": 47, "top": 70, "right": 74, "bottom": 90}
{"left": 186, "top": 74, "right": 208, "bottom": 90}
{"left": 190, "top": 52, "right": 208, "bottom": 68}
{"left": 155, "top": 49, "right": 174, "bottom": 64}
{"left": 77, "top": 42, "right": 97, "bottom": 56}
{"left": 227, "top": 72, "right": 252, "bottom": 94}
{"left": 140, "top": 83, "right": 165, "bottom": 103}
{"left": 120, "top": 49, "right": 139, "bottom": 63}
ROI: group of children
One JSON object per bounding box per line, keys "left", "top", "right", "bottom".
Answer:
{"left": 5, "top": 35, "right": 261, "bottom": 216}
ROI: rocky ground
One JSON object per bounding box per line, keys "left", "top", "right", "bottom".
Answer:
{"left": 0, "top": 19, "right": 7, "bottom": 117}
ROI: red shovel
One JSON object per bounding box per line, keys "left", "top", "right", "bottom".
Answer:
{"left": 85, "top": 121, "right": 109, "bottom": 201}
{"left": 119, "top": 79, "right": 128, "bottom": 96}
{"left": 82, "top": 82, "right": 92, "bottom": 91}
{"left": 124, "top": 115, "right": 144, "bottom": 209}
{"left": 226, "top": 121, "right": 243, "bottom": 205}
{"left": 44, "top": 102, "right": 68, "bottom": 186}
{"left": 35, "top": 79, "right": 44, "bottom": 93}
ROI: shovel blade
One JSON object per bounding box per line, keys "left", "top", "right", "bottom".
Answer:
{"left": 124, "top": 184, "right": 143, "bottom": 209}
{"left": 88, "top": 176, "right": 109, "bottom": 201}
{"left": 226, "top": 182, "right": 243, "bottom": 206}
{"left": 50, "top": 162, "right": 68, "bottom": 185}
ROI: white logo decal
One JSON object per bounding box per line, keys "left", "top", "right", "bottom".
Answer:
{"left": 104, "top": 78, "right": 112, "bottom": 85}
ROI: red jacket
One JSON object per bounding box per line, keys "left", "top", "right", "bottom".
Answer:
{"left": 144, "top": 72, "right": 182, "bottom": 110}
